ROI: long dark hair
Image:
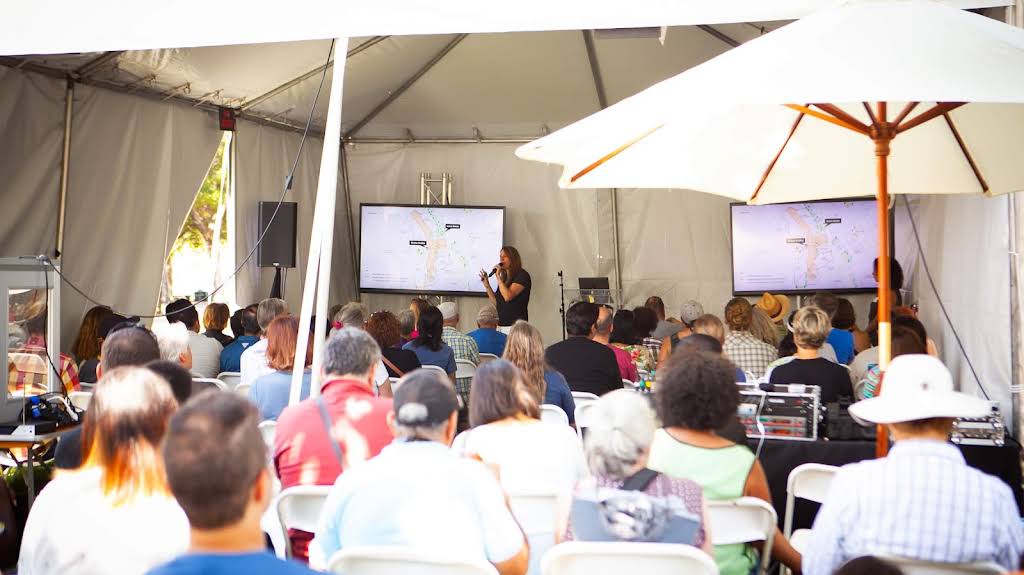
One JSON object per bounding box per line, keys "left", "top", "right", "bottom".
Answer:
{"left": 609, "top": 309, "right": 640, "bottom": 345}
{"left": 501, "top": 245, "right": 523, "bottom": 279}
{"left": 413, "top": 306, "right": 444, "bottom": 352}
{"left": 469, "top": 359, "right": 540, "bottom": 428}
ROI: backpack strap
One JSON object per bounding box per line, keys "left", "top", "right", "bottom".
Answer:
{"left": 316, "top": 396, "right": 345, "bottom": 469}
{"left": 621, "top": 468, "right": 660, "bottom": 492}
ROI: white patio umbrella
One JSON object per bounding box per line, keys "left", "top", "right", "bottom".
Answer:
{"left": 516, "top": 0, "right": 1024, "bottom": 454}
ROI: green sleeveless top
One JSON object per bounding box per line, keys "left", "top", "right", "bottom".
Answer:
{"left": 647, "top": 428, "right": 757, "bottom": 575}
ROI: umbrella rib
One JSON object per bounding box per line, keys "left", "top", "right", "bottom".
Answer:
{"left": 892, "top": 102, "right": 920, "bottom": 128}
{"left": 895, "top": 102, "right": 965, "bottom": 133}
{"left": 785, "top": 104, "right": 869, "bottom": 136}
{"left": 862, "top": 102, "right": 880, "bottom": 130}
{"left": 750, "top": 109, "right": 806, "bottom": 203}
{"left": 813, "top": 103, "right": 872, "bottom": 134}
{"left": 569, "top": 124, "right": 664, "bottom": 184}
{"left": 942, "top": 112, "right": 990, "bottom": 194}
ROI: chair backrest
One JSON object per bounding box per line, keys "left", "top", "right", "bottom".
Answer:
{"left": 706, "top": 497, "right": 777, "bottom": 575}
{"left": 509, "top": 490, "right": 562, "bottom": 575}
{"left": 455, "top": 359, "right": 477, "bottom": 380}
{"left": 574, "top": 401, "right": 603, "bottom": 440}
{"left": 192, "top": 377, "right": 228, "bottom": 391}
{"left": 276, "top": 485, "right": 332, "bottom": 559}
{"left": 258, "top": 420, "right": 277, "bottom": 450}
{"left": 235, "top": 381, "right": 252, "bottom": 397}
{"left": 217, "top": 371, "right": 242, "bottom": 388}
{"left": 622, "top": 379, "right": 635, "bottom": 389}
{"left": 571, "top": 391, "right": 599, "bottom": 404}
{"left": 874, "top": 555, "right": 1007, "bottom": 575}
{"left": 68, "top": 391, "right": 92, "bottom": 411}
{"left": 328, "top": 545, "right": 498, "bottom": 575}
{"left": 540, "top": 404, "right": 569, "bottom": 426}
{"left": 420, "top": 365, "right": 449, "bottom": 375}
{"left": 783, "top": 463, "right": 838, "bottom": 537}
{"left": 478, "top": 353, "right": 500, "bottom": 364}
{"left": 541, "top": 542, "right": 717, "bottom": 575}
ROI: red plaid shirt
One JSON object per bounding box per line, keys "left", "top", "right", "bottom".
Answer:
{"left": 7, "top": 336, "right": 80, "bottom": 396}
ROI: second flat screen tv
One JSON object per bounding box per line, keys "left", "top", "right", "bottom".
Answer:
{"left": 359, "top": 204, "right": 505, "bottom": 296}
{"left": 731, "top": 199, "right": 880, "bottom": 295}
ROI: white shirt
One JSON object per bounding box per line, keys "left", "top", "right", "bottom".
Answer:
{"left": 240, "top": 338, "right": 273, "bottom": 387}
{"left": 187, "top": 331, "right": 222, "bottom": 379}
{"left": 19, "top": 467, "right": 189, "bottom": 575}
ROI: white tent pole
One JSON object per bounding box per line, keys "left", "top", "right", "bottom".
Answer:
{"left": 290, "top": 37, "right": 349, "bottom": 405}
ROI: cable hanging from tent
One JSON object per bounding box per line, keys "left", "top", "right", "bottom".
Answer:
{"left": 35, "top": 39, "right": 336, "bottom": 320}
{"left": 901, "top": 195, "right": 989, "bottom": 400}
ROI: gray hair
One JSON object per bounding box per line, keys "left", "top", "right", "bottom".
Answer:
{"left": 584, "top": 390, "right": 659, "bottom": 480}
{"left": 257, "top": 298, "right": 288, "bottom": 331}
{"left": 323, "top": 326, "right": 381, "bottom": 378}
{"left": 154, "top": 321, "right": 190, "bottom": 363}
{"left": 793, "top": 305, "right": 830, "bottom": 350}
{"left": 336, "top": 302, "right": 369, "bottom": 328}
{"left": 397, "top": 309, "right": 416, "bottom": 336}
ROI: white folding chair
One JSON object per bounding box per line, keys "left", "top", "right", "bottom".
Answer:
{"left": 541, "top": 542, "right": 718, "bottom": 575}
{"left": 455, "top": 359, "right": 478, "bottom": 380}
{"left": 217, "top": 371, "right": 241, "bottom": 389}
{"left": 68, "top": 391, "right": 92, "bottom": 411}
{"left": 574, "top": 401, "right": 603, "bottom": 441}
{"left": 193, "top": 377, "right": 228, "bottom": 391}
{"left": 275, "top": 485, "right": 332, "bottom": 560}
{"left": 478, "top": 353, "right": 500, "bottom": 364}
{"left": 783, "top": 464, "right": 837, "bottom": 558}
{"left": 540, "top": 404, "right": 569, "bottom": 426}
{"left": 258, "top": 420, "right": 277, "bottom": 451}
{"left": 571, "top": 391, "right": 599, "bottom": 404}
{"left": 421, "top": 365, "right": 449, "bottom": 375}
{"left": 328, "top": 546, "right": 498, "bottom": 575}
{"left": 508, "top": 490, "right": 561, "bottom": 575}
{"left": 622, "top": 379, "right": 635, "bottom": 389}
{"left": 235, "top": 381, "right": 252, "bottom": 397}
{"left": 874, "top": 555, "right": 1006, "bottom": 575}
{"left": 706, "top": 497, "right": 777, "bottom": 575}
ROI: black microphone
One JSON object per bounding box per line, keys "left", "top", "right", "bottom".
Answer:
{"left": 487, "top": 263, "right": 501, "bottom": 277}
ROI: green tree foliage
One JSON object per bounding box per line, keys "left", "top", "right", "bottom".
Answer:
{"left": 173, "top": 136, "right": 228, "bottom": 256}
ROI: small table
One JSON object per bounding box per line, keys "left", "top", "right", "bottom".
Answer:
{"left": 0, "top": 424, "right": 80, "bottom": 508}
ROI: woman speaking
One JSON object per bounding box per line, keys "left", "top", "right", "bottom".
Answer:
{"left": 479, "top": 245, "right": 531, "bottom": 327}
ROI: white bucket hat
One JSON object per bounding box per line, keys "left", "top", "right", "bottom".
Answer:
{"left": 848, "top": 354, "right": 991, "bottom": 424}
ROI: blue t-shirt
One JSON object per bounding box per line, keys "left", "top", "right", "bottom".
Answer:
{"left": 147, "top": 552, "right": 318, "bottom": 575}
{"left": 249, "top": 369, "right": 312, "bottom": 421}
{"left": 468, "top": 328, "right": 508, "bottom": 356}
{"left": 735, "top": 367, "right": 747, "bottom": 382}
{"left": 826, "top": 329, "right": 855, "bottom": 364}
{"left": 220, "top": 335, "right": 260, "bottom": 373}
{"left": 543, "top": 370, "right": 576, "bottom": 424}
{"left": 402, "top": 341, "right": 457, "bottom": 374}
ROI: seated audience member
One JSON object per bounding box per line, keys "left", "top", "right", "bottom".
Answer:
{"left": 803, "top": 355, "right": 1024, "bottom": 575}
{"left": 834, "top": 557, "right": 904, "bottom": 575}
{"left": 9, "top": 308, "right": 80, "bottom": 395}
{"left": 722, "top": 298, "right": 778, "bottom": 379}
{"left": 590, "top": 305, "right": 639, "bottom": 382}
{"left": 55, "top": 325, "right": 163, "bottom": 470}
{"left": 154, "top": 322, "right": 193, "bottom": 370}
{"left": 72, "top": 305, "right": 113, "bottom": 384}
{"left": 811, "top": 292, "right": 854, "bottom": 364}
{"left": 313, "top": 370, "right": 529, "bottom": 575}
{"left": 633, "top": 306, "right": 662, "bottom": 360}
{"left": 402, "top": 306, "right": 457, "bottom": 382}
{"left": 660, "top": 309, "right": 721, "bottom": 368}
{"left": 148, "top": 392, "right": 318, "bottom": 575}
{"left": 230, "top": 308, "right": 245, "bottom": 340}
{"left": 20, "top": 367, "right": 189, "bottom": 575}
{"left": 855, "top": 326, "right": 927, "bottom": 400}
{"left": 754, "top": 292, "right": 790, "bottom": 342}
{"left": 249, "top": 316, "right": 313, "bottom": 421}
{"left": 835, "top": 298, "right": 871, "bottom": 353}
{"left": 334, "top": 302, "right": 392, "bottom": 394}
{"left": 439, "top": 302, "right": 481, "bottom": 404}
{"left": 647, "top": 351, "right": 802, "bottom": 575}
{"left": 454, "top": 360, "right": 585, "bottom": 496}
{"left": 166, "top": 299, "right": 223, "bottom": 378}
{"left": 646, "top": 296, "right": 683, "bottom": 340}
{"left": 559, "top": 390, "right": 712, "bottom": 555}
{"left": 671, "top": 334, "right": 749, "bottom": 445}
{"left": 202, "top": 303, "right": 233, "bottom": 347}
{"left": 147, "top": 360, "right": 195, "bottom": 405}
{"left": 221, "top": 309, "right": 260, "bottom": 374}
{"left": 327, "top": 303, "right": 343, "bottom": 329}
{"left": 656, "top": 300, "right": 704, "bottom": 356}
{"left": 396, "top": 309, "right": 416, "bottom": 345}
{"left": 274, "top": 327, "right": 393, "bottom": 560}
{"left": 545, "top": 302, "right": 621, "bottom": 397}
{"left": 850, "top": 310, "right": 930, "bottom": 386}
{"left": 408, "top": 297, "right": 431, "bottom": 339}
{"left": 749, "top": 306, "right": 781, "bottom": 348}
{"left": 769, "top": 306, "right": 854, "bottom": 403}
{"left": 503, "top": 321, "right": 575, "bottom": 425}
{"left": 240, "top": 298, "right": 288, "bottom": 387}
{"left": 366, "top": 310, "right": 421, "bottom": 378}
{"left": 608, "top": 309, "right": 656, "bottom": 375}
{"left": 692, "top": 313, "right": 726, "bottom": 343}
{"left": 868, "top": 257, "right": 905, "bottom": 323}
{"left": 469, "top": 304, "right": 508, "bottom": 356}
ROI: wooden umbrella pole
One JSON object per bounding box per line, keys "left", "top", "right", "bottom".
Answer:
{"left": 874, "top": 102, "right": 892, "bottom": 457}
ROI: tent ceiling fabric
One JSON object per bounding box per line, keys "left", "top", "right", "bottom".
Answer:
{"left": 0, "top": 0, "right": 1007, "bottom": 56}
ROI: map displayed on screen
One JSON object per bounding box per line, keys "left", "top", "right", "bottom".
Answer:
{"left": 731, "top": 200, "right": 879, "bottom": 294}
{"left": 359, "top": 204, "right": 504, "bottom": 295}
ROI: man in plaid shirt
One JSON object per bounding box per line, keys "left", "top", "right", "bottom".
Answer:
{"left": 722, "top": 298, "right": 777, "bottom": 378}
{"left": 438, "top": 302, "right": 479, "bottom": 404}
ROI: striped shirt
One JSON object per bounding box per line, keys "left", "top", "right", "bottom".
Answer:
{"left": 803, "top": 440, "right": 1024, "bottom": 575}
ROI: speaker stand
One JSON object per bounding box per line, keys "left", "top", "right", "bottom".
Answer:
{"left": 270, "top": 265, "right": 284, "bottom": 300}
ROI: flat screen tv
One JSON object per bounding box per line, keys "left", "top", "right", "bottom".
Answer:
{"left": 730, "top": 198, "right": 884, "bottom": 295}
{"left": 359, "top": 204, "right": 505, "bottom": 296}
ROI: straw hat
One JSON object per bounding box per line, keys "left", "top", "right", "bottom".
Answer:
{"left": 848, "top": 355, "right": 991, "bottom": 424}
{"left": 755, "top": 292, "right": 790, "bottom": 323}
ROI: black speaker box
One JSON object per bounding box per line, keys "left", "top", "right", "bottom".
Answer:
{"left": 257, "top": 201, "right": 297, "bottom": 268}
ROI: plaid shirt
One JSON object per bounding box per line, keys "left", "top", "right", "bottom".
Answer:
{"left": 442, "top": 326, "right": 480, "bottom": 402}
{"left": 642, "top": 337, "right": 662, "bottom": 363}
{"left": 804, "top": 440, "right": 1024, "bottom": 574}
{"left": 723, "top": 331, "right": 777, "bottom": 379}
{"left": 7, "top": 337, "right": 80, "bottom": 396}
